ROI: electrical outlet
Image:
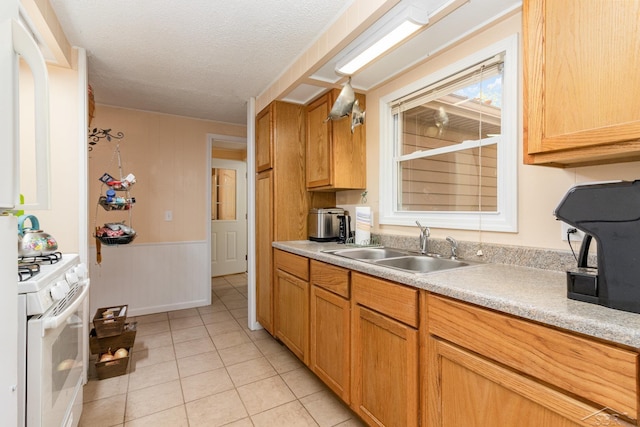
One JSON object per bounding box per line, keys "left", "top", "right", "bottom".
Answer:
{"left": 164, "top": 210, "right": 173, "bottom": 221}
{"left": 560, "top": 221, "right": 584, "bottom": 241}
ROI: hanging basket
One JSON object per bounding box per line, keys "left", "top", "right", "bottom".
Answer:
{"left": 98, "top": 196, "right": 135, "bottom": 211}
{"left": 95, "top": 233, "right": 136, "bottom": 246}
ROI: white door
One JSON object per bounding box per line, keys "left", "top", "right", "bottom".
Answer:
{"left": 211, "top": 159, "right": 247, "bottom": 277}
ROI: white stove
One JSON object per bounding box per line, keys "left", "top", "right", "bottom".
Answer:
{"left": 18, "top": 253, "right": 90, "bottom": 427}
{"left": 18, "top": 253, "right": 86, "bottom": 313}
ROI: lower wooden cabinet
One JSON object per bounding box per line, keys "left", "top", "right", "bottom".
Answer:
{"left": 351, "top": 273, "right": 419, "bottom": 427}
{"left": 427, "top": 337, "right": 609, "bottom": 427}
{"left": 426, "top": 294, "right": 639, "bottom": 426}
{"left": 310, "top": 260, "right": 351, "bottom": 403}
{"left": 271, "top": 252, "right": 640, "bottom": 427}
{"left": 274, "top": 250, "right": 310, "bottom": 364}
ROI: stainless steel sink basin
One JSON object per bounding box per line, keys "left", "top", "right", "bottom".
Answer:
{"left": 326, "top": 247, "right": 410, "bottom": 260}
{"left": 323, "top": 246, "right": 478, "bottom": 274}
{"left": 373, "top": 256, "right": 471, "bottom": 273}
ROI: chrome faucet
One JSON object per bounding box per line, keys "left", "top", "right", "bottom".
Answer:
{"left": 416, "top": 221, "right": 430, "bottom": 254}
{"left": 446, "top": 236, "right": 458, "bottom": 259}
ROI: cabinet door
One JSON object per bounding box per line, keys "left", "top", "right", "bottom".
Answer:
{"left": 332, "top": 91, "right": 366, "bottom": 190}
{"left": 306, "top": 90, "right": 366, "bottom": 190}
{"left": 306, "top": 93, "right": 332, "bottom": 188}
{"left": 351, "top": 305, "right": 419, "bottom": 427}
{"left": 256, "top": 105, "right": 273, "bottom": 172}
{"left": 428, "top": 294, "right": 638, "bottom": 419}
{"left": 310, "top": 285, "right": 350, "bottom": 402}
{"left": 524, "top": 0, "right": 640, "bottom": 166}
{"left": 274, "top": 268, "right": 309, "bottom": 364}
{"left": 255, "top": 170, "right": 273, "bottom": 334}
{"left": 427, "top": 337, "right": 614, "bottom": 427}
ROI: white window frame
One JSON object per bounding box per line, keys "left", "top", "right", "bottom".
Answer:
{"left": 378, "top": 34, "right": 519, "bottom": 232}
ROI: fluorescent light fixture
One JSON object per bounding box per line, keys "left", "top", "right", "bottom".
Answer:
{"left": 336, "top": 1, "right": 429, "bottom": 76}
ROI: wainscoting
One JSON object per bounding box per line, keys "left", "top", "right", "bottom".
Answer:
{"left": 88, "top": 241, "right": 211, "bottom": 316}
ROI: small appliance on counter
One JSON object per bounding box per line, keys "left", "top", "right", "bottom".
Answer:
{"left": 308, "top": 208, "right": 345, "bottom": 242}
{"left": 554, "top": 180, "right": 640, "bottom": 314}
{"left": 337, "top": 213, "right": 352, "bottom": 244}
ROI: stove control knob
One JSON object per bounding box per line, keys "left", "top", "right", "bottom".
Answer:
{"left": 75, "top": 264, "right": 88, "bottom": 280}
{"left": 65, "top": 270, "right": 79, "bottom": 285}
{"left": 50, "top": 283, "right": 66, "bottom": 301}
{"left": 58, "top": 279, "right": 70, "bottom": 294}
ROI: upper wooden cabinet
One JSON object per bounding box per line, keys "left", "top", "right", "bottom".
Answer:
{"left": 306, "top": 89, "right": 366, "bottom": 190}
{"left": 255, "top": 106, "right": 273, "bottom": 172}
{"left": 524, "top": 0, "right": 640, "bottom": 167}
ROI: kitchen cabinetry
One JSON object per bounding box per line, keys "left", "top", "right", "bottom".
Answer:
{"left": 426, "top": 294, "right": 639, "bottom": 425}
{"left": 274, "top": 249, "right": 310, "bottom": 363}
{"left": 306, "top": 90, "right": 366, "bottom": 190}
{"left": 255, "top": 106, "right": 273, "bottom": 172}
{"left": 309, "top": 260, "right": 351, "bottom": 402}
{"left": 255, "top": 170, "right": 273, "bottom": 332}
{"left": 523, "top": 0, "right": 640, "bottom": 166}
{"left": 351, "top": 272, "right": 419, "bottom": 427}
{"left": 255, "top": 101, "right": 335, "bottom": 334}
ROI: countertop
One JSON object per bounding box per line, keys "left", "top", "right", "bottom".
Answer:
{"left": 273, "top": 240, "right": 640, "bottom": 349}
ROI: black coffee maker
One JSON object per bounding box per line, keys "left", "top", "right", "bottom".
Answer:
{"left": 554, "top": 180, "right": 640, "bottom": 314}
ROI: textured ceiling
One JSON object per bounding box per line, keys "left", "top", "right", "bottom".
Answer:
{"left": 49, "top": 0, "right": 354, "bottom": 124}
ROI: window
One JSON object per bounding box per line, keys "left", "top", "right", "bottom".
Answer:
{"left": 379, "top": 35, "right": 518, "bottom": 232}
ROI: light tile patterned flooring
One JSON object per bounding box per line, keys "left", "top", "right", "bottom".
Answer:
{"left": 80, "top": 273, "right": 366, "bottom": 427}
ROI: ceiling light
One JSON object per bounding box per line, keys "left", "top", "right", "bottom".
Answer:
{"left": 335, "top": 1, "right": 429, "bottom": 76}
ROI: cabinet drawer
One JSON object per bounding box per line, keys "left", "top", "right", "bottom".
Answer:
{"left": 428, "top": 294, "right": 639, "bottom": 419}
{"left": 274, "top": 250, "right": 309, "bottom": 281}
{"left": 352, "top": 272, "right": 419, "bottom": 328}
{"left": 310, "top": 260, "right": 350, "bottom": 298}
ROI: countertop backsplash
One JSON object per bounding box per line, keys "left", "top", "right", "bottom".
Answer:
{"left": 375, "top": 234, "right": 595, "bottom": 273}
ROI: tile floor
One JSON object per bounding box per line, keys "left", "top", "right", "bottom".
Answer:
{"left": 80, "top": 273, "right": 366, "bottom": 427}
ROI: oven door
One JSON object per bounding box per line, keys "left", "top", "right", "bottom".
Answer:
{"left": 27, "top": 280, "right": 89, "bottom": 427}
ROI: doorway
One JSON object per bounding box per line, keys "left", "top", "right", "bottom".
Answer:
{"left": 209, "top": 135, "right": 247, "bottom": 277}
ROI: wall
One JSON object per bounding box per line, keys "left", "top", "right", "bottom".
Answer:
{"left": 89, "top": 105, "right": 246, "bottom": 244}
{"left": 336, "top": 11, "right": 640, "bottom": 251}
{"left": 88, "top": 105, "right": 246, "bottom": 315}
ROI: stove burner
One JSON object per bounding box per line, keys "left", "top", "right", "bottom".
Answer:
{"left": 18, "top": 263, "right": 40, "bottom": 282}
{"left": 18, "top": 252, "right": 62, "bottom": 266}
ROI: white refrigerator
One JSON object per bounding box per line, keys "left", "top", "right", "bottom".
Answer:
{"left": 1, "top": 0, "right": 51, "bottom": 424}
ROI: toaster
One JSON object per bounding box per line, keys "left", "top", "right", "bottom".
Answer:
{"left": 308, "top": 208, "right": 344, "bottom": 242}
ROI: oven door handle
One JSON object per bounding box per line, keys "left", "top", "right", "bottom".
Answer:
{"left": 42, "top": 279, "right": 90, "bottom": 334}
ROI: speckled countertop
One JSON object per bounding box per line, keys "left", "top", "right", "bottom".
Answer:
{"left": 273, "top": 240, "right": 640, "bottom": 349}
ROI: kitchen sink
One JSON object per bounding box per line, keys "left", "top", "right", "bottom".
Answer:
{"left": 374, "top": 256, "right": 471, "bottom": 273}
{"left": 323, "top": 247, "right": 478, "bottom": 274}
{"left": 326, "top": 247, "right": 411, "bottom": 260}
